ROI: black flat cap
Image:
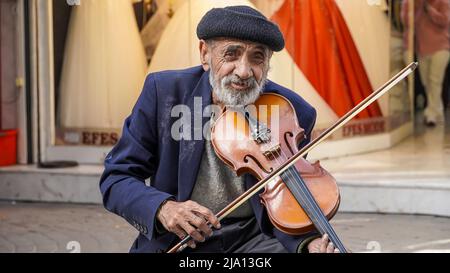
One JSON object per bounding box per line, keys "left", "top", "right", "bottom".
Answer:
{"left": 197, "top": 5, "right": 285, "bottom": 52}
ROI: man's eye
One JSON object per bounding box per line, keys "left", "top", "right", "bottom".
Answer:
{"left": 225, "top": 51, "right": 236, "bottom": 58}
{"left": 253, "top": 56, "right": 265, "bottom": 64}
{"left": 254, "top": 53, "right": 265, "bottom": 60}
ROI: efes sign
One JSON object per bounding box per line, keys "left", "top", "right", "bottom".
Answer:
{"left": 56, "top": 128, "right": 120, "bottom": 146}
{"left": 311, "top": 113, "right": 411, "bottom": 141}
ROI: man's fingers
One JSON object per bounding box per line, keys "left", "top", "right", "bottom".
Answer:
{"left": 192, "top": 204, "right": 221, "bottom": 229}
{"left": 172, "top": 226, "right": 186, "bottom": 240}
{"left": 309, "top": 239, "right": 321, "bottom": 253}
{"left": 185, "top": 238, "right": 196, "bottom": 249}
{"left": 189, "top": 213, "right": 213, "bottom": 237}
{"left": 309, "top": 234, "right": 341, "bottom": 254}
{"left": 320, "top": 234, "right": 329, "bottom": 253}
{"left": 158, "top": 200, "right": 222, "bottom": 249}
{"left": 172, "top": 226, "right": 196, "bottom": 248}
{"left": 178, "top": 223, "right": 199, "bottom": 248}
{"left": 326, "top": 242, "right": 335, "bottom": 253}
{"left": 319, "top": 242, "right": 327, "bottom": 253}
{"left": 180, "top": 221, "right": 205, "bottom": 243}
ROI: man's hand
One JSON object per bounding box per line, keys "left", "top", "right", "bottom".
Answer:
{"left": 156, "top": 200, "right": 221, "bottom": 248}
{"left": 307, "top": 234, "right": 340, "bottom": 253}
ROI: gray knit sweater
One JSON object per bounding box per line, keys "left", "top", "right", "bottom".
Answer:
{"left": 190, "top": 135, "right": 253, "bottom": 219}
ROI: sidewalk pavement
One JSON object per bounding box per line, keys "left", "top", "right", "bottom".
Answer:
{"left": 1, "top": 201, "right": 449, "bottom": 253}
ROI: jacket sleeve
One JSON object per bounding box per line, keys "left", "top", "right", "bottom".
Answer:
{"left": 298, "top": 107, "right": 317, "bottom": 155}
{"left": 99, "top": 73, "right": 174, "bottom": 242}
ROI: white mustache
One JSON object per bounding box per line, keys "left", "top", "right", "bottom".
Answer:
{"left": 223, "top": 75, "right": 257, "bottom": 89}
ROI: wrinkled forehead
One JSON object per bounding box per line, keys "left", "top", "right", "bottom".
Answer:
{"left": 209, "top": 37, "right": 271, "bottom": 54}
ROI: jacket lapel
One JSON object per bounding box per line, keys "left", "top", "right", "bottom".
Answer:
{"left": 177, "top": 70, "right": 212, "bottom": 201}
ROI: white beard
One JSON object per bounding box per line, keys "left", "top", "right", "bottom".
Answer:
{"left": 209, "top": 65, "right": 268, "bottom": 107}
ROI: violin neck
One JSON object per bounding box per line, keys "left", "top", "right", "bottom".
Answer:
{"left": 280, "top": 167, "right": 347, "bottom": 253}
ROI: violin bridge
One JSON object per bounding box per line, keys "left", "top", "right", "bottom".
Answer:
{"left": 262, "top": 144, "right": 281, "bottom": 159}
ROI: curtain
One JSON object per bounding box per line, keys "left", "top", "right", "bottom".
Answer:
{"left": 271, "top": 0, "right": 382, "bottom": 118}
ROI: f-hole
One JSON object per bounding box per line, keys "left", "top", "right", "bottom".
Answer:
{"left": 284, "top": 131, "right": 296, "bottom": 157}
{"left": 243, "top": 154, "right": 273, "bottom": 174}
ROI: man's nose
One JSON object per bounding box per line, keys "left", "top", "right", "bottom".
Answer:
{"left": 234, "top": 60, "right": 253, "bottom": 80}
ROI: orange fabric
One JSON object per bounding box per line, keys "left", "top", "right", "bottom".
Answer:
{"left": 271, "top": 0, "right": 382, "bottom": 118}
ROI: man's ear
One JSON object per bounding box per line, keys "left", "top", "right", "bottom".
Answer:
{"left": 199, "top": 40, "right": 210, "bottom": 71}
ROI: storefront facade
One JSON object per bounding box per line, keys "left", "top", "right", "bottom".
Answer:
{"left": 1, "top": 0, "right": 416, "bottom": 166}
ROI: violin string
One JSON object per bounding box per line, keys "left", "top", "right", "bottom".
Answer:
{"left": 260, "top": 118, "right": 341, "bottom": 249}
{"left": 275, "top": 147, "right": 345, "bottom": 251}
{"left": 268, "top": 146, "right": 329, "bottom": 237}
{"left": 276, "top": 150, "right": 342, "bottom": 248}
{"left": 259, "top": 128, "right": 328, "bottom": 237}
{"left": 288, "top": 167, "right": 346, "bottom": 252}
{"left": 254, "top": 110, "right": 329, "bottom": 237}
{"left": 241, "top": 109, "right": 340, "bottom": 251}
{"left": 241, "top": 108, "right": 343, "bottom": 251}
{"left": 275, "top": 147, "right": 341, "bottom": 246}
{"left": 285, "top": 157, "right": 345, "bottom": 251}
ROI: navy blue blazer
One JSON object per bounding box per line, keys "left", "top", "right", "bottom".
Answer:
{"left": 99, "top": 66, "right": 318, "bottom": 253}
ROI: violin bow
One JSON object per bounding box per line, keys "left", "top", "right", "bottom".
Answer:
{"left": 167, "top": 62, "right": 418, "bottom": 253}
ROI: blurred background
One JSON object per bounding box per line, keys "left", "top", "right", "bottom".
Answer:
{"left": 0, "top": 0, "right": 449, "bottom": 253}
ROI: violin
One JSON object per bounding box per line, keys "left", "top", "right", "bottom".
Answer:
{"left": 167, "top": 62, "right": 418, "bottom": 253}
{"left": 211, "top": 93, "right": 344, "bottom": 249}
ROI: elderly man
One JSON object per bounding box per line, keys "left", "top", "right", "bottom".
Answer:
{"left": 100, "top": 5, "right": 338, "bottom": 253}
